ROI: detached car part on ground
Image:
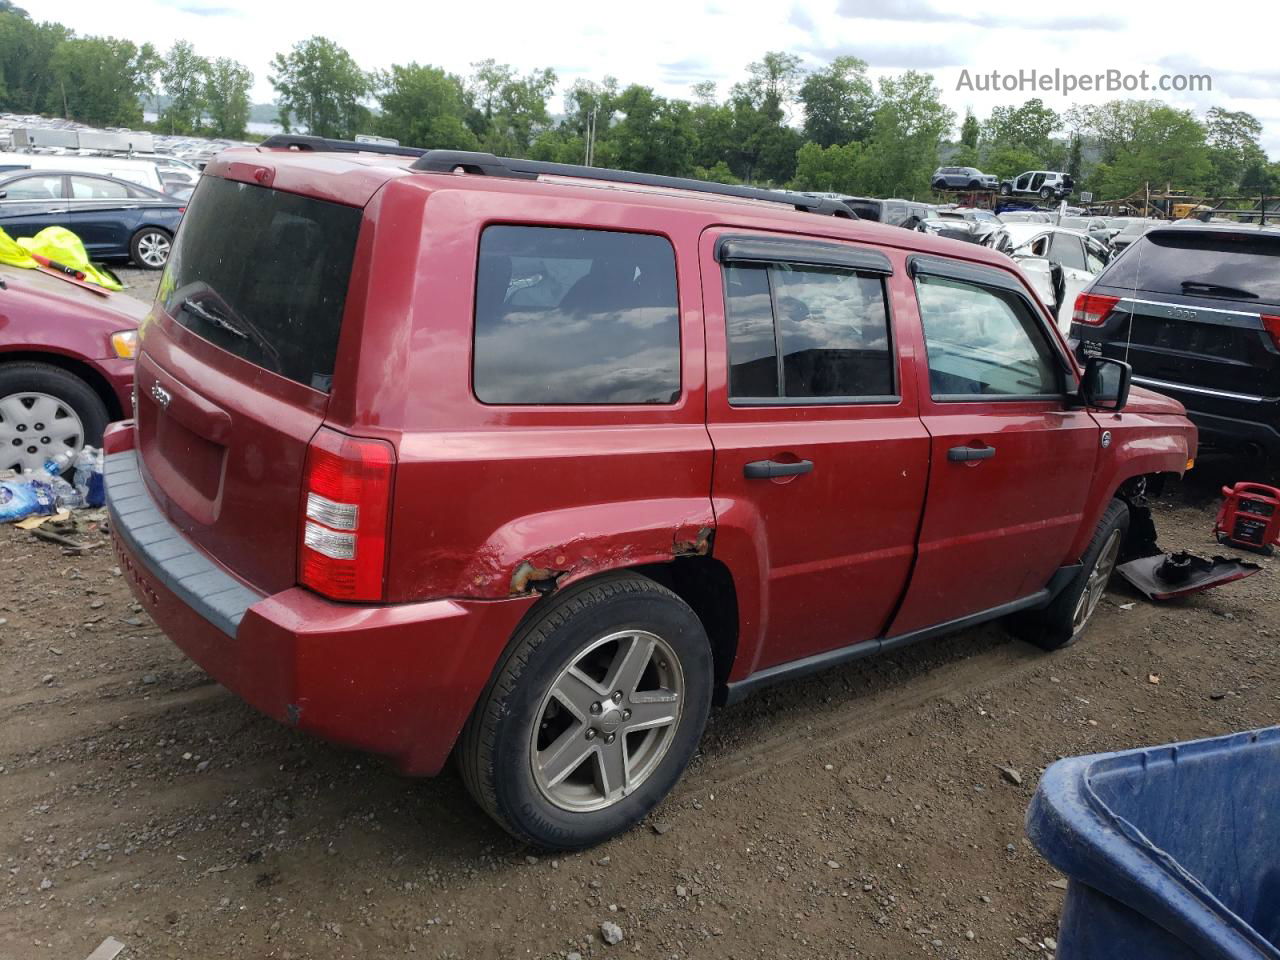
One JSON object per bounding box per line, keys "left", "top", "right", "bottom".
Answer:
{"left": 0, "top": 169, "right": 184, "bottom": 269}
{"left": 0, "top": 264, "right": 141, "bottom": 473}
{"left": 107, "top": 136, "right": 1202, "bottom": 850}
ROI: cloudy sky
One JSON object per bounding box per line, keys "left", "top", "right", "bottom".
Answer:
{"left": 51, "top": 0, "right": 1280, "bottom": 153}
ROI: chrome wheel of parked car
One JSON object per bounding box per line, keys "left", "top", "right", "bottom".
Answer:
{"left": 531, "top": 628, "right": 684, "bottom": 813}
{"left": 0, "top": 391, "right": 85, "bottom": 473}
{"left": 1072, "top": 528, "right": 1122, "bottom": 633}
{"left": 132, "top": 228, "right": 172, "bottom": 269}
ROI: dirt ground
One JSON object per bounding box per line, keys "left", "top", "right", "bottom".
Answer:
{"left": 2, "top": 448, "right": 1277, "bottom": 960}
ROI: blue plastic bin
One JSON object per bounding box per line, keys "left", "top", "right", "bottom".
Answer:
{"left": 1027, "top": 727, "right": 1280, "bottom": 960}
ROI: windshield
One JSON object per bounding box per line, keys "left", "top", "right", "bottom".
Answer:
{"left": 160, "top": 176, "right": 362, "bottom": 392}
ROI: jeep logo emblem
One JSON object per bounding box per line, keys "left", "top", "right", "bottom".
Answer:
{"left": 1172, "top": 307, "right": 1197, "bottom": 321}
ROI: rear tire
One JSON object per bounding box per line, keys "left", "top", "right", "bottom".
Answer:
{"left": 130, "top": 227, "right": 172, "bottom": 269}
{"left": 1012, "top": 499, "right": 1129, "bottom": 651}
{"left": 458, "top": 573, "right": 713, "bottom": 849}
{"left": 1039, "top": 186, "right": 1055, "bottom": 200}
{"left": 0, "top": 362, "right": 108, "bottom": 474}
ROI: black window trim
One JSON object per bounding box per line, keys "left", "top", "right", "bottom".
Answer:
{"left": 471, "top": 223, "right": 685, "bottom": 407}
{"left": 907, "top": 254, "right": 1075, "bottom": 403}
{"left": 723, "top": 257, "right": 901, "bottom": 408}
{"left": 716, "top": 235, "right": 893, "bottom": 276}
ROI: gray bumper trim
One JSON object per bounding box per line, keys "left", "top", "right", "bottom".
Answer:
{"left": 105, "top": 450, "right": 262, "bottom": 637}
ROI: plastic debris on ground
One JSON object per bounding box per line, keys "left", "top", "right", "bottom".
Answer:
{"left": 1, "top": 446, "right": 107, "bottom": 552}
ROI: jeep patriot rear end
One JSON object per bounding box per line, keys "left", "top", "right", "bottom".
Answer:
{"left": 107, "top": 137, "right": 1196, "bottom": 849}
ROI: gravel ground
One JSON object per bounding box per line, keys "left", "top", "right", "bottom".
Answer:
{"left": 114, "top": 268, "right": 161, "bottom": 305}
{"left": 0, "top": 439, "right": 1276, "bottom": 959}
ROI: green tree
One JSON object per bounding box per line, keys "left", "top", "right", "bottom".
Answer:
{"left": 608, "top": 85, "right": 695, "bottom": 176}
{"left": 799, "top": 55, "right": 874, "bottom": 147}
{"left": 0, "top": 12, "right": 69, "bottom": 112}
{"left": 692, "top": 160, "right": 740, "bottom": 184}
{"left": 1069, "top": 99, "right": 1160, "bottom": 165}
{"left": 727, "top": 52, "right": 805, "bottom": 184}
{"left": 270, "top": 36, "right": 370, "bottom": 138}
{"left": 960, "top": 108, "right": 979, "bottom": 150}
{"left": 376, "top": 62, "right": 477, "bottom": 150}
{"left": 793, "top": 141, "right": 862, "bottom": 193}
{"left": 467, "top": 62, "right": 556, "bottom": 155}
{"left": 1205, "top": 107, "right": 1266, "bottom": 194}
{"left": 204, "top": 57, "right": 253, "bottom": 138}
{"left": 1092, "top": 106, "right": 1212, "bottom": 198}
{"left": 689, "top": 82, "right": 735, "bottom": 171}
{"left": 49, "top": 35, "right": 157, "bottom": 126}
{"left": 856, "top": 71, "right": 954, "bottom": 197}
{"left": 158, "top": 40, "right": 208, "bottom": 134}
{"left": 982, "top": 97, "right": 1059, "bottom": 162}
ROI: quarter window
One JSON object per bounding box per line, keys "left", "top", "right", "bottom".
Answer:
{"left": 473, "top": 226, "right": 681, "bottom": 405}
{"left": 915, "top": 274, "right": 1061, "bottom": 398}
{"left": 725, "top": 261, "right": 894, "bottom": 401}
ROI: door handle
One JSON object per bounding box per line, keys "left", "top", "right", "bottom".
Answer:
{"left": 948, "top": 445, "right": 996, "bottom": 462}
{"left": 744, "top": 459, "right": 814, "bottom": 479}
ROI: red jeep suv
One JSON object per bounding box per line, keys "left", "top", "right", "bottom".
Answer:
{"left": 106, "top": 136, "right": 1196, "bottom": 849}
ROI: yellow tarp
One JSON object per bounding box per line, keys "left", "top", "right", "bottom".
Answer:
{"left": 0, "top": 226, "right": 124, "bottom": 291}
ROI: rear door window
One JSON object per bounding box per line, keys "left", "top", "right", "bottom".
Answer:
{"left": 1098, "top": 230, "right": 1280, "bottom": 303}
{"left": 915, "top": 274, "right": 1062, "bottom": 398}
{"left": 161, "top": 176, "right": 362, "bottom": 392}
{"left": 472, "top": 226, "right": 681, "bottom": 404}
{"left": 70, "top": 176, "right": 129, "bottom": 200}
{"left": 725, "top": 262, "right": 894, "bottom": 401}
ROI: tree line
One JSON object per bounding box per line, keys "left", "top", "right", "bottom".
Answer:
{"left": 2, "top": 9, "right": 1276, "bottom": 202}
{"left": 0, "top": 2, "right": 252, "bottom": 138}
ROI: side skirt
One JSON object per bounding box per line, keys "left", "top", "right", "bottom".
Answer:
{"left": 719, "top": 563, "right": 1081, "bottom": 706}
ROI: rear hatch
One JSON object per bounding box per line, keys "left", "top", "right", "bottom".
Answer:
{"left": 135, "top": 173, "right": 364, "bottom": 594}
{"left": 1081, "top": 228, "right": 1280, "bottom": 403}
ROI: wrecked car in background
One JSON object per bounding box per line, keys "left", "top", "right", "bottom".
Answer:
{"left": 107, "top": 135, "right": 1196, "bottom": 851}
{"left": 1003, "top": 223, "right": 1111, "bottom": 330}
{"left": 999, "top": 170, "right": 1074, "bottom": 201}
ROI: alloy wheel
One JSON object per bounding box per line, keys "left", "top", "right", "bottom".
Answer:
{"left": 137, "top": 231, "right": 171, "bottom": 267}
{"left": 530, "top": 629, "right": 684, "bottom": 813}
{"left": 1072, "top": 528, "right": 1122, "bottom": 633}
{"left": 0, "top": 392, "right": 85, "bottom": 473}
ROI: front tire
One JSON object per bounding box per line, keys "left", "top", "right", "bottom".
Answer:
{"left": 1012, "top": 499, "right": 1129, "bottom": 651}
{"left": 0, "top": 362, "right": 108, "bottom": 474}
{"left": 1039, "top": 186, "right": 1055, "bottom": 200}
{"left": 999, "top": 183, "right": 1012, "bottom": 196}
{"left": 130, "top": 227, "right": 172, "bottom": 269}
{"left": 458, "top": 573, "right": 713, "bottom": 849}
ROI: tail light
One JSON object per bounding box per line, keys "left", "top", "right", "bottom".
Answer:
{"left": 1263, "top": 314, "right": 1280, "bottom": 349}
{"left": 299, "top": 427, "right": 395, "bottom": 601}
{"left": 1072, "top": 292, "right": 1120, "bottom": 326}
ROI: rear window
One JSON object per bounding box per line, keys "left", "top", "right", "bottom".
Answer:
{"left": 842, "top": 199, "right": 882, "bottom": 221}
{"left": 472, "top": 226, "right": 681, "bottom": 404}
{"left": 161, "top": 176, "right": 361, "bottom": 392}
{"left": 1099, "top": 230, "right": 1280, "bottom": 304}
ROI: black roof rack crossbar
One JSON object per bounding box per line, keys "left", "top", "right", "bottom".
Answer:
{"left": 411, "top": 150, "right": 855, "bottom": 217}
{"left": 258, "top": 134, "right": 428, "bottom": 159}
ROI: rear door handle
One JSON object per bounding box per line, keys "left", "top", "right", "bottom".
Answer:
{"left": 744, "top": 459, "right": 814, "bottom": 479}
{"left": 948, "top": 445, "right": 996, "bottom": 462}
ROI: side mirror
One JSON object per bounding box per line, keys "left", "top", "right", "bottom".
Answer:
{"left": 0, "top": 190, "right": 7, "bottom": 200}
{"left": 1079, "top": 356, "right": 1132, "bottom": 411}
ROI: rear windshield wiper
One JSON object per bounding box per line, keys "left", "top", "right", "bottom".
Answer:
{"left": 182, "top": 297, "right": 248, "bottom": 339}
{"left": 180, "top": 295, "right": 282, "bottom": 372}
{"left": 1180, "top": 281, "right": 1258, "bottom": 299}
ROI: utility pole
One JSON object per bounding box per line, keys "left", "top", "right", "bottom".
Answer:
{"left": 584, "top": 107, "right": 597, "bottom": 166}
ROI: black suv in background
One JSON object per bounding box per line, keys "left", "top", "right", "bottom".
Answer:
{"left": 1070, "top": 223, "right": 1280, "bottom": 459}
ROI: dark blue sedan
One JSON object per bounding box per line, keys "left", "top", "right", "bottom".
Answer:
{"left": 0, "top": 170, "right": 185, "bottom": 269}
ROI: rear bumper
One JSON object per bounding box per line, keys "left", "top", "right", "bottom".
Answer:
{"left": 105, "top": 433, "right": 533, "bottom": 775}
{"left": 1126, "top": 377, "right": 1280, "bottom": 458}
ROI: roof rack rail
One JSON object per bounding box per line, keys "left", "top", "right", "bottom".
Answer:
{"left": 257, "top": 136, "right": 855, "bottom": 218}
{"left": 410, "top": 150, "right": 855, "bottom": 217}
{"left": 258, "top": 134, "right": 428, "bottom": 159}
